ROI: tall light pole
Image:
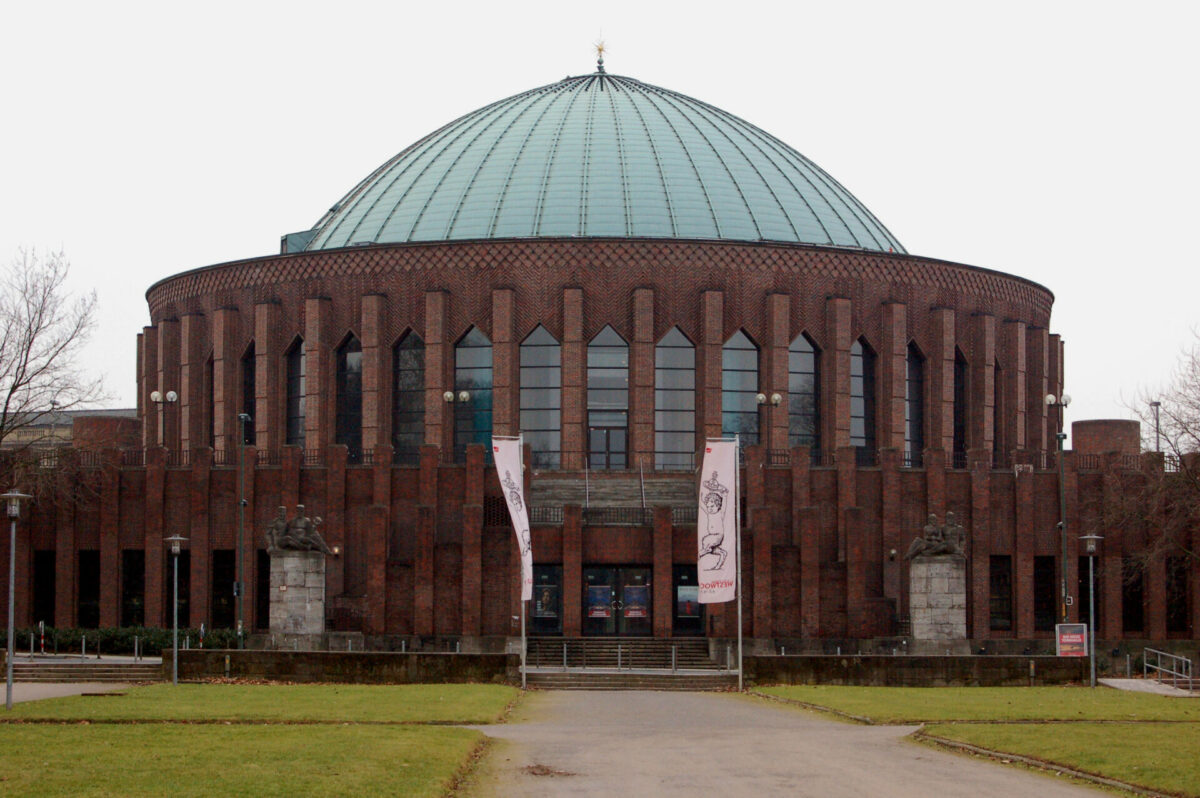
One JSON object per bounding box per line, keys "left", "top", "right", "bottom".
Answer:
{"left": 1149, "top": 401, "right": 1161, "bottom": 453}
{"left": 1080, "top": 533, "right": 1103, "bottom": 687}
{"left": 236, "top": 413, "right": 251, "bottom": 650}
{"left": 4, "top": 490, "right": 31, "bottom": 710}
{"left": 165, "top": 535, "right": 188, "bottom": 686}
{"left": 1045, "top": 392, "right": 1072, "bottom": 624}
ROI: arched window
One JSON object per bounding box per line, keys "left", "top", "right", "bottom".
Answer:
{"left": 655, "top": 327, "right": 695, "bottom": 470}
{"left": 850, "top": 338, "right": 876, "bottom": 455}
{"left": 788, "top": 334, "right": 820, "bottom": 450}
{"left": 336, "top": 335, "right": 363, "bottom": 459}
{"left": 454, "top": 327, "right": 493, "bottom": 462}
{"left": 392, "top": 333, "right": 425, "bottom": 464}
{"left": 588, "top": 326, "right": 628, "bottom": 470}
{"left": 992, "top": 360, "right": 1002, "bottom": 459}
{"left": 953, "top": 349, "right": 968, "bottom": 458}
{"left": 520, "top": 325, "right": 561, "bottom": 469}
{"left": 285, "top": 338, "right": 305, "bottom": 447}
{"left": 241, "top": 343, "right": 256, "bottom": 446}
{"left": 722, "top": 330, "right": 759, "bottom": 443}
{"left": 905, "top": 343, "right": 924, "bottom": 466}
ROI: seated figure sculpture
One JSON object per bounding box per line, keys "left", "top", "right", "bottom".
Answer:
{"left": 905, "top": 513, "right": 963, "bottom": 559}
{"left": 265, "top": 505, "right": 334, "bottom": 555}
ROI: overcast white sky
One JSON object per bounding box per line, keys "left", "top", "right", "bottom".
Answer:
{"left": 2, "top": 1, "right": 1197, "bottom": 440}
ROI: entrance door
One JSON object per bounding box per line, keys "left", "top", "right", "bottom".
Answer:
{"left": 583, "top": 567, "right": 652, "bottom": 636}
{"left": 588, "top": 427, "right": 627, "bottom": 470}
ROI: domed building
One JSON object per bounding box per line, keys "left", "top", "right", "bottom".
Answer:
{"left": 12, "top": 60, "right": 1192, "bottom": 652}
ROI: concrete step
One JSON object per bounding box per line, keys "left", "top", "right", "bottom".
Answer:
{"left": 527, "top": 638, "right": 721, "bottom": 671}
{"left": 12, "top": 664, "right": 164, "bottom": 683}
{"left": 526, "top": 671, "right": 738, "bottom": 691}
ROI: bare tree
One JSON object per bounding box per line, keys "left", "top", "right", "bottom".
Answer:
{"left": 0, "top": 249, "right": 103, "bottom": 486}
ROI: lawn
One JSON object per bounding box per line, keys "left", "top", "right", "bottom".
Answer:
{"left": 5, "top": 683, "right": 518, "bottom": 724}
{"left": 0, "top": 723, "right": 483, "bottom": 797}
{"left": 924, "top": 722, "right": 1200, "bottom": 798}
{"left": 755, "top": 684, "right": 1200, "bottom": 723}
{"left": 0, "top": 683, "right": 519, "bottom": 797}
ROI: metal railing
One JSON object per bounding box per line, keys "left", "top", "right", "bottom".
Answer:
{"left": 901, "top": 451, "right": 923, "bottom": 469}
{"left": 766, "top": 449, "right": 791, "bottom": 467}
{"left": 949, "top": 450, "right": 969, "bottom": 470}
{"left": 1144, "top": 647, "right": 1194, "bottom": 691}
{"left": 582, "top": 506, "right": 652, "bottom": 526}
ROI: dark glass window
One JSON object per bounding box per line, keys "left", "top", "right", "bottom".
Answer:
{"left": 989, "top": 555, "right": 1013, "bottom": 631}
{"left": 521, "top": 325, "right": 561, "bottom": 469}
{"left": 1078, "top": 555, "right": 1102, "bottom": 633}
{"left": 656, "top": 327, "right": 695, "bottom": 470}
{"left": 788, "top": 334, "right": 819, "bottom": 449}
{"left": 454, "top": 327, "right": 493, "bottom": 462}
{"left": 336, "top": 335, "right": 363, "bottom": 459}
{"left": 588, "top": 326, "right": 629, "bottom": 470}
{"left": 241, "top": 343, "right": 256, "bottom": 445}
{"left": 850, "top": 339, "right": 876, "bottom": 452}
{"left": 673, "top": 563, "right": 704, "bottom": 636}
{"left": 285, "top": 339, "right": 306, "bottom": 447}
{"left": 531, "top": 565, "right": 563, "bottom": 635}
{"left": 392, "top": 333, "right": 425, "bottom": 463}
{"left": 166, "top": 550, "right": 191, "bottom": 629}
{"left": 722, "top": 330, "right": 759, "bottom": 444}
{"left": 1033, "top": 555, "right": 1057, "bottom": 632}
{"left": 1122, "top": 558, "right": 1145, "bottom": 633}
{"left": 1167, "top": 555, "right": 1190, "bottom": 634}
{"left": 77, "top": 550, "right": 100, "bottom": 629}
{"left": 953, "top": 350, "right": 968, "bottom": 455}
{"left": 211, "top": 549, "right": 236, "bottom": 629}
{"left": 32, "top": 550, "right": 55, "bottom": 627}
{"left": 905, "top": 344, "right": 924, "bottom": 466}
{"left": 121, "top": 549, "right": 145, "bottom": 627}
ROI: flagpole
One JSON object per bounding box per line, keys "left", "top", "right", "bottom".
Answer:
{"left": 520, "top": 432, "right": 527, "bottom": 690}
{"left": 735, "top": 434, "right": 743, "bottom": 691}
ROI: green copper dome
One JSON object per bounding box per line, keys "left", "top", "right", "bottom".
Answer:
{"left": 304, "top": 70, "right": 905, "bottom": 252}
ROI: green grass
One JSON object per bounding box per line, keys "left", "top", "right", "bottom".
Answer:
{"left": 6, "top": 683, "right": 518, "bottom": 724}
{"left": 755, "top": 684, "right": 1200, "bottom": 723}
{"left": 923, "top": 722, "right": 1200, "bottom": 798}
{"left": 0, "top": 723, "right": 483, "bottom": 797}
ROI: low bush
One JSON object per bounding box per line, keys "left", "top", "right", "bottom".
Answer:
{"left": 2, "top": 625, "right": 242, "bottom": 655}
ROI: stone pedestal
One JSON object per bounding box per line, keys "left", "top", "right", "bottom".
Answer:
{"left": 908, "top": 555, "right": 967, "bottom": 649}
{"left": 269, "top": 550, "right": 326, "bottom": 644}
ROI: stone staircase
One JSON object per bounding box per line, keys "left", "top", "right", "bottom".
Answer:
{"left": 8, "top": 661, "right": 164, "bottom": 683}
{"left": 524, "top": 638, "right": 736, "bottom": 690}
{"left": 531, "top": 472, "right": 696, "bottom": 509}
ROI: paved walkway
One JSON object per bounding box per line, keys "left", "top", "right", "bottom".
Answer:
{"left": 468, "top": 691, "right": 1101, "bottom": 797}
{"left": 1100, "top": 677, "right": 1197, "bottom": 696}
{"left": 6, "top": 682, "right": 131, "bottom": 705}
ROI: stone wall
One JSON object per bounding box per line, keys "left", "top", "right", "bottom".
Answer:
{"left": 747, "top": 654, "right": 1089, "bottom": 687}
{"left": 167, "top": 649, "right": 517, "bottom": 683}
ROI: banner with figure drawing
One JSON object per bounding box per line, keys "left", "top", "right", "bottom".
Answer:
{"left": 697, "top": 439, "right": 738, "bottom": 603}
{"left": 492, "top": 437, "right": 533, "bottom": 601}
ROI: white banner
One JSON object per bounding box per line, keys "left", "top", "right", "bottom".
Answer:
{"left": 698, "top": 439, "right": 738, "bottom": 603}
{"left": 493, "top": 437, "right": 533, "bottom": 601}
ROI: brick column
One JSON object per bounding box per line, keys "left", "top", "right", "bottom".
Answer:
{"left": 188, "top": 448, "right": 212, "bottom": 627}
{"left": 212, "top": 308, "right": 243, "bottom": 454}
{"left": 766, "top": 293, "right": 790, "bottom": 451}
{"left": 652, "top": 506, "right": 672, "bottom": 638}
{"left": 824, "top": 297, "right": 852, "bottom": 449}
{"left": 361, "top": 294, "right": 387, "bottom": 450}
{"left": 461, "top": 444, "right": 484, "bottom": 636}
{"left": 971, "top": 314, "right": 997, "bottom": 453}
{"left": 844, "top": 506, "right": 868, "bottom": 636}
{"left": 561, "top": 288, "right": 585, "bottom": 470}
{"left": 491, "top": 289, "right": 516, "bottom": 437}
{"left": 879, "top": 302, "right": 907, "bottom": 450}
{"left": 255, "top": 301, "right": 280, "bottom": 451}
{"left": 98, "top": 449, "right": 120, "bottom": 627}
{"left": 701, "top": 291, "right": 724, "bottom": 440}
{"left": 880, "top": 448, "right": 903, "bottom": 606}
{"left": 178, "top": 313, "right": 205, "bottom": 452}
{"left": 1000, "top": 320, "right": 1027, "bottom": 455}
{"left": 144, "top": 447, "right": 166, "bottom": 626}
{"left": 241, "top": 445, "right": 258, "bottom": 632}
{"left": 1048, "top": 333, "right": 1064, "bottom": 449}
{"left": 925, "top": 448, "right": 946, "bottom": 520}
{"left": 414, "top": 445, "right": 439, "bottom": 635}
{"left": 798, "top": 506, "right": 821, "bottom": 637}
{"left": 325, "top": 446, "right": 347, "bottom": 599}
{"left": 969, "top": 453, "right": 991, "bottom": 638}
{"left": 424, "top": 291, "right": 448, "bottom": 449}
{"left": 632, "top": 288, "right": 655, "bottom": 467}
{"left": 1063, "top": 450, "right": 1080, "bottom": 623}
{"left": 281, "top": 446, "right": 302, "bottom": 512}
{"left": 303, "top": 298, "right": 332, "bottom": 452}
{"left": 54, "top": 467, "right": 77, "bottom": 627}
{"left": 1026, "top": 327, "right": 1049, "bottom": 455}
{"left": 139, "top": 328, "right": 156, "bottom": 448}
{"left": 364, "top": 504, "right": 388, "bottom": 635}
{"left": 1014, "top": 468, "right": 1035, "bottom": 638}
{"left": 157, "top": 318, "right": 181, "bottom": 449}
{"left": 835, "top": 446, "right": 856, "bottom": 562}
{"left": 929, "top": 307, "right": 956, "bottom": 454}
{"left": 563, "top": 505, "right": 582, "bottom": 636}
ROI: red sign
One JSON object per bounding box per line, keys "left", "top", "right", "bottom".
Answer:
{"left": 1056, "top": 623, "right": 1088, "bottom": 657}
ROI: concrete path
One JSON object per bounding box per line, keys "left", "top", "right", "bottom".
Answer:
{"left": 1100, "top": 677, "right": 1197, "bottom": 697}
{"left": 468, "top": 691, "right": 1101, "bottom": 797}
{"left": 6, "top": 682, "right": 131, "bottom": 705}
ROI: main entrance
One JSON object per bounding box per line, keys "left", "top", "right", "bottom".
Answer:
{"left": 583, "top": 566, "right": 652, "bottom": 636}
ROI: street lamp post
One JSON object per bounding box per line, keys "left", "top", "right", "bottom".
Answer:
{"left": 1045, "top": 392, "right": 1072, "bottom": 624}
{"left": 236, "top": 413, "right": 251, "bottom": 650}
{"left": 149, "top": 390, "right": 178, "bottom": 447}
{"left": 1080, "top": 533, "right": 1103, "bottom": 687}
{"left": 165, "top": 535, "right": 188, "bottom": 686}
{"left": 4, "top": 490, "right": 31, "bottom": 711}
{"left": 1150, "top": 401, "right": 1161, "bottom": 453}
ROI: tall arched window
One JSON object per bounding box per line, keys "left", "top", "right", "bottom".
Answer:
{"left": 953, "top": 349, "right": 968, "bottom": 460}
{"left": 285, "top": 338, "right": 305, "bottom": 447}
{"left": 241, "top": 343, "right": 256, "bottom": 445}
{"left": 392, "top": 332, "right": 425, "bottom": 464}
{"left": 520, "top": 325, "right": 561, "bottom": 469}
{"left": 788, "top": 334, "right": 820, "bottom": 450}
{"left": 587, "top": 326, "right": 628, "bottom": 470}
{"left": 655, "top": 327, "right": 695, "bottom": 470}
{"left": 905, "top": 343, "right": 924, "bottom": 466}
{"left": 454, "top": 327, "right": 493, "bottom": 462}
{"left": 850, "top": 338, "right": 876, "bottom": 455}
{"left": 722, "top": 330, "right": 759, "bottom": 443}
{"left": 336, "top": 334, "right": 363, "bottom": 459}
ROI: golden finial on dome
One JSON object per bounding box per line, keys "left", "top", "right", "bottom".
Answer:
{"left": 594, "top": 39, "right": 606, "bottom": 73}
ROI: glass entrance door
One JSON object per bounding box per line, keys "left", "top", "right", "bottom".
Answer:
{"left": 588, "top": 427, "right": 627, "bottom": 469}
{"left": 583, "top": 566, "right": 652, "bottom": 636}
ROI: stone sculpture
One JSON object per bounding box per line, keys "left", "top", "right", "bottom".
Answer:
{"left": 265, "top": 505, "right": 334, "bottom": 555}
{"left": 904, "top": 512, "right": 965, "bottom": 559}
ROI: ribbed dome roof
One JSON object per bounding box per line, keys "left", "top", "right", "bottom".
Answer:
{"left": 305, "top": 69, "right": 904, "bottom": 253}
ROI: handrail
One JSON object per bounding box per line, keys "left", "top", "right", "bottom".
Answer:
{"left": 1144, "top": 647, "right": 1194, "bottom": 691}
